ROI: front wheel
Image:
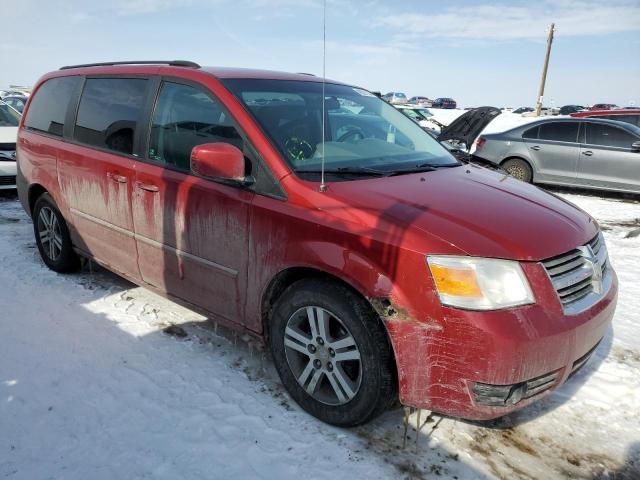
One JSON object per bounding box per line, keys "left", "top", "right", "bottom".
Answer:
{"left": 270, "top": 278, "right": 396, "bottom": 427}
{"left": 33, "top": 193, "right": 80, "bottom": 273}
{"left": 502, "top": 158, "right": 533, "bottom": 183}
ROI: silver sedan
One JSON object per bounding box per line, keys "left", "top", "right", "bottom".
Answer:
{"left": 473, "top": 118, "right": 640, "bottom": 194}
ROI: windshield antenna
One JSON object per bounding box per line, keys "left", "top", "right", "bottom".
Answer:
{"left": 319, "top": 0, "right": 327, "bottom": 193}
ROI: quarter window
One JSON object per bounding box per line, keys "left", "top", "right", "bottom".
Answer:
{"left": 522, "top": 126, "right": 538, "bottom": 139}
{"left": 148, "top": 82, "right": 243, "bottom": 171}
{"left": 538, "top": 122, "right": 579, "bottom": 143}
{"left": 24, "top": 77, "right": 80, "bottom": 137}
{"left": 586, "top": 123, "right": 637, "bottom": 148}
{"left": 74, "top": 78, "right": 148, "bottom": 155}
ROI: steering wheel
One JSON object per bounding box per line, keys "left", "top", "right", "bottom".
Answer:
{"left": 285, "top": 136, "right": 314, "bottom": 162}
{"left": 337, "top": 125, "right": 366, "bottom": 143}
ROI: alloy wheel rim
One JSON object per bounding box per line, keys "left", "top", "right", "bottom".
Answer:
{"left": 284, "top": 306, "right": 362, "bottom": 406}
{"left": 37, "top": 207, "right": 63, "bottom": 262}
{"left": 508, "top": 165, "right": 526, "bottom": 180}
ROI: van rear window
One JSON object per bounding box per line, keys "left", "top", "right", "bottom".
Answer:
{"left": 74, "top": 78, "right": 147, "bottom": 155}
{"left": 24, "top": 77, "right": 80, "bottom": 137}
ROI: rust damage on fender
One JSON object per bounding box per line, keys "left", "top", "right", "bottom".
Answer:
{"left": 370, "top": 297, "right": 443, "bottom": 331}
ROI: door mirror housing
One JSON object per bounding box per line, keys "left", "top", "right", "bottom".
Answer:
{"left": 631, "top": 141, "right": 640, "bottom": 152}
{"left": 191, "top": 143, "right": 246, "bottom": 181}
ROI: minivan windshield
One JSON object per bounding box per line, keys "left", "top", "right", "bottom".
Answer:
{"left": 0, "top": 102, "right": 20, "bottom": 127}
{"left": 223, "top": 79, "right": 459, "bottom": 179}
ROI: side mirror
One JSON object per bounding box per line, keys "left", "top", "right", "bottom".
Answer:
{"left": 632, "top": 141, "right": 640, "bottom": 152}
{"left": 191, "top": 143, "right": 246, "bottom": 181}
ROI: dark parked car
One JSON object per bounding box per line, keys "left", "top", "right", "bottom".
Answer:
{"left": 474, "top": 117, "right": 640, "bottom": 193}
{"left": 590, "top": 104, "right": 618, "bottom": 111}
{"left": 432, "top": 97, "right": 457, "bottom": 109}
{"left": 559, "top": 105, "right": 586, "bottom": 115}
{"left": 512, "top": 107, "right": 535, "bottom": 114}
{"left": 17, "top": 61, "right": 617, "bottom": 426}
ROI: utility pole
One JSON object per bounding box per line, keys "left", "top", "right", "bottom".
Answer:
{"left": 535, "top": 23, "right": 555, "bottom": 117}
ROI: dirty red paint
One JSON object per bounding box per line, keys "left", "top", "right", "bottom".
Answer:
{"left": 17, "top": 65, "right": 617, "bottom": 421}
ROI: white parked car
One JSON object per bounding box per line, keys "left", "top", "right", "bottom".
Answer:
{"left": 0, "top": 100, "right": 19, "bottom": 190}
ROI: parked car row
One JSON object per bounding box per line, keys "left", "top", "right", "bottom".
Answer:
{"left": 382, "top": 92, "right": 457, "bottom": 109}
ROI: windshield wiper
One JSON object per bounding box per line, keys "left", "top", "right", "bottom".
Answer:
{"left": 386, "top": 163, "right": 460, "bottom": 177}
{"left": 296, "top": 166, "right": 390, "bottom": 177}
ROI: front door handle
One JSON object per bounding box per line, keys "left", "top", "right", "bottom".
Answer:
{"left": 136, "top": 181, "right": 159, "bottom": 193}
{"left": 582, "top": 150, "right": 593, "bottom": 156}
{"left": 107, "top": 172, "right": 128, "bottom": 184}
{"left": 530, "top": 146, "right": 541, "bottom": 151}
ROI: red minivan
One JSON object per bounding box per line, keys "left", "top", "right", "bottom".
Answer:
{"left": 17, "top": 61, "right": 617, "bottom": 426}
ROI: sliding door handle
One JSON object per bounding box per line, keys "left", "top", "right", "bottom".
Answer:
{"left": 136, "top": 181, "right": 159, "bottom": 193}
{"left": 107, "top": 172, "right": 128, "bottom": 183}
{"left": 582, "top": 150, "right": 593, "bottom": 156}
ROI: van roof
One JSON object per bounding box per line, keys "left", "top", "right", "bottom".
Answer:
{"left": 55, "top": 61, "right": 341, "bottom": 83}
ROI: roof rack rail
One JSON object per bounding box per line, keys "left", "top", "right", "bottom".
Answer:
{"left": 59, "top": 60, "right": 200, "bottom": 70}
{"left": 296, "top": 72, "right": 316, "bottom": 76}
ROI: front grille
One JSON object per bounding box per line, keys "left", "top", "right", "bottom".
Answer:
{"left": 0, "top": 142, "right": 16, "bottom": 151}
{"left": 541, "top": 233, "right": 608, "bottom": 313}
{"left": 0, "top": 175, "right": 16, "bottom": 186}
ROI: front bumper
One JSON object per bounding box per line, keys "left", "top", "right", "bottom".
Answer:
{"left": 385, "top": 262, "right": 618, "bottom": 420}
{"left": 0, "top": 155, "right": 17, "bottom": 190}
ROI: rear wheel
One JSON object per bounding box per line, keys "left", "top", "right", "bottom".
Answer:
{"left": 502, "top": 158, "right": 533, "bottom": 183}
{"left": 33, "top": 193, "right": 80, "bottom": 272}
{"left": 269, "top": 278, "right": 396, "bottom": 427}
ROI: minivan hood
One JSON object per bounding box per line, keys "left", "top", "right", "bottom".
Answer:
{"left": 321, "top": 165, "right": 597, "bottom": 261}
{"left": 438, "top": 106, "right": 501, "bottom": 148}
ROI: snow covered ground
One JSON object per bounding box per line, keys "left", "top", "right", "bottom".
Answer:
{"left": 1, "top": 188, "right": 639, "bottom": 480}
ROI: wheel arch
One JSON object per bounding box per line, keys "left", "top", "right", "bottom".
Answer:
{"left": 262, "top": 267, "right": 362, "bottom": 340}
{"left": 27, "top": 183, "right": 48, "bottom": 217}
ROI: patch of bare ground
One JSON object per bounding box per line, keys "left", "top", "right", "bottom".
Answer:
{"left": 467, "top": 425, "right": 635, "bottom": 479}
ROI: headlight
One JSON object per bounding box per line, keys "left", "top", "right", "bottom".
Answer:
{"left": 426, "top": 256, "right": 534, "bottom": 310}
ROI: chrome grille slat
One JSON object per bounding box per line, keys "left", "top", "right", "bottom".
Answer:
{"left": 559, "top": 287, "right": 592, "bottom": 304}
{"left": 558, "top": 277, "right": 592, "bottom": 298}
{"left": 542, "top": 250, "right": 582, "bottom": 269}
{"left": 541, "top": 233, "right": 610, "bottom": 314}
{"left": 546, "top": 256, "right": 586, "bottom": 276}
{"left": 550, "top": 266, "right": 594, "bottom": 291}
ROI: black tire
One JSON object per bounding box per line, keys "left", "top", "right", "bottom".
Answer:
{"left": 270, "top": 278, "right": 396, "bottom": 427}
{"left": 33, "top": 193, "right": 80, "bottom": 273}
{"left": 502, "top": 158, "right": 533, "bottom": 183}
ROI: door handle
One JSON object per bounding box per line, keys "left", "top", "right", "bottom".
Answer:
{"left": 107, "top": 172, "right": 128, "bottom": 183}
{"left": 136, "top": 181, "right": 159, "bottom": 193}
{"left": 582, "top": 151, "right": 593, "bottom": 156}
{"left": 530, "top": 146, "right": 541, "bottom": 151}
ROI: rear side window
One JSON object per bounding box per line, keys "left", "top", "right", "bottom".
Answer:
{"left": 586, "top": 123, "right": 638, "bottom": 148}
{"left": 538, "top": 122, "right": 579, "bottom": 143}
{"left": 24, "top": 77, "right": 79, "bottom": 137}
{"left": 522, "top": 126, "right": 538, "bottom": 139}
{"left": 74, "top": 78, "right": 148, "bottom": 155}
{"left": 148, "top": 81, "right": 243, "bottom": 171}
